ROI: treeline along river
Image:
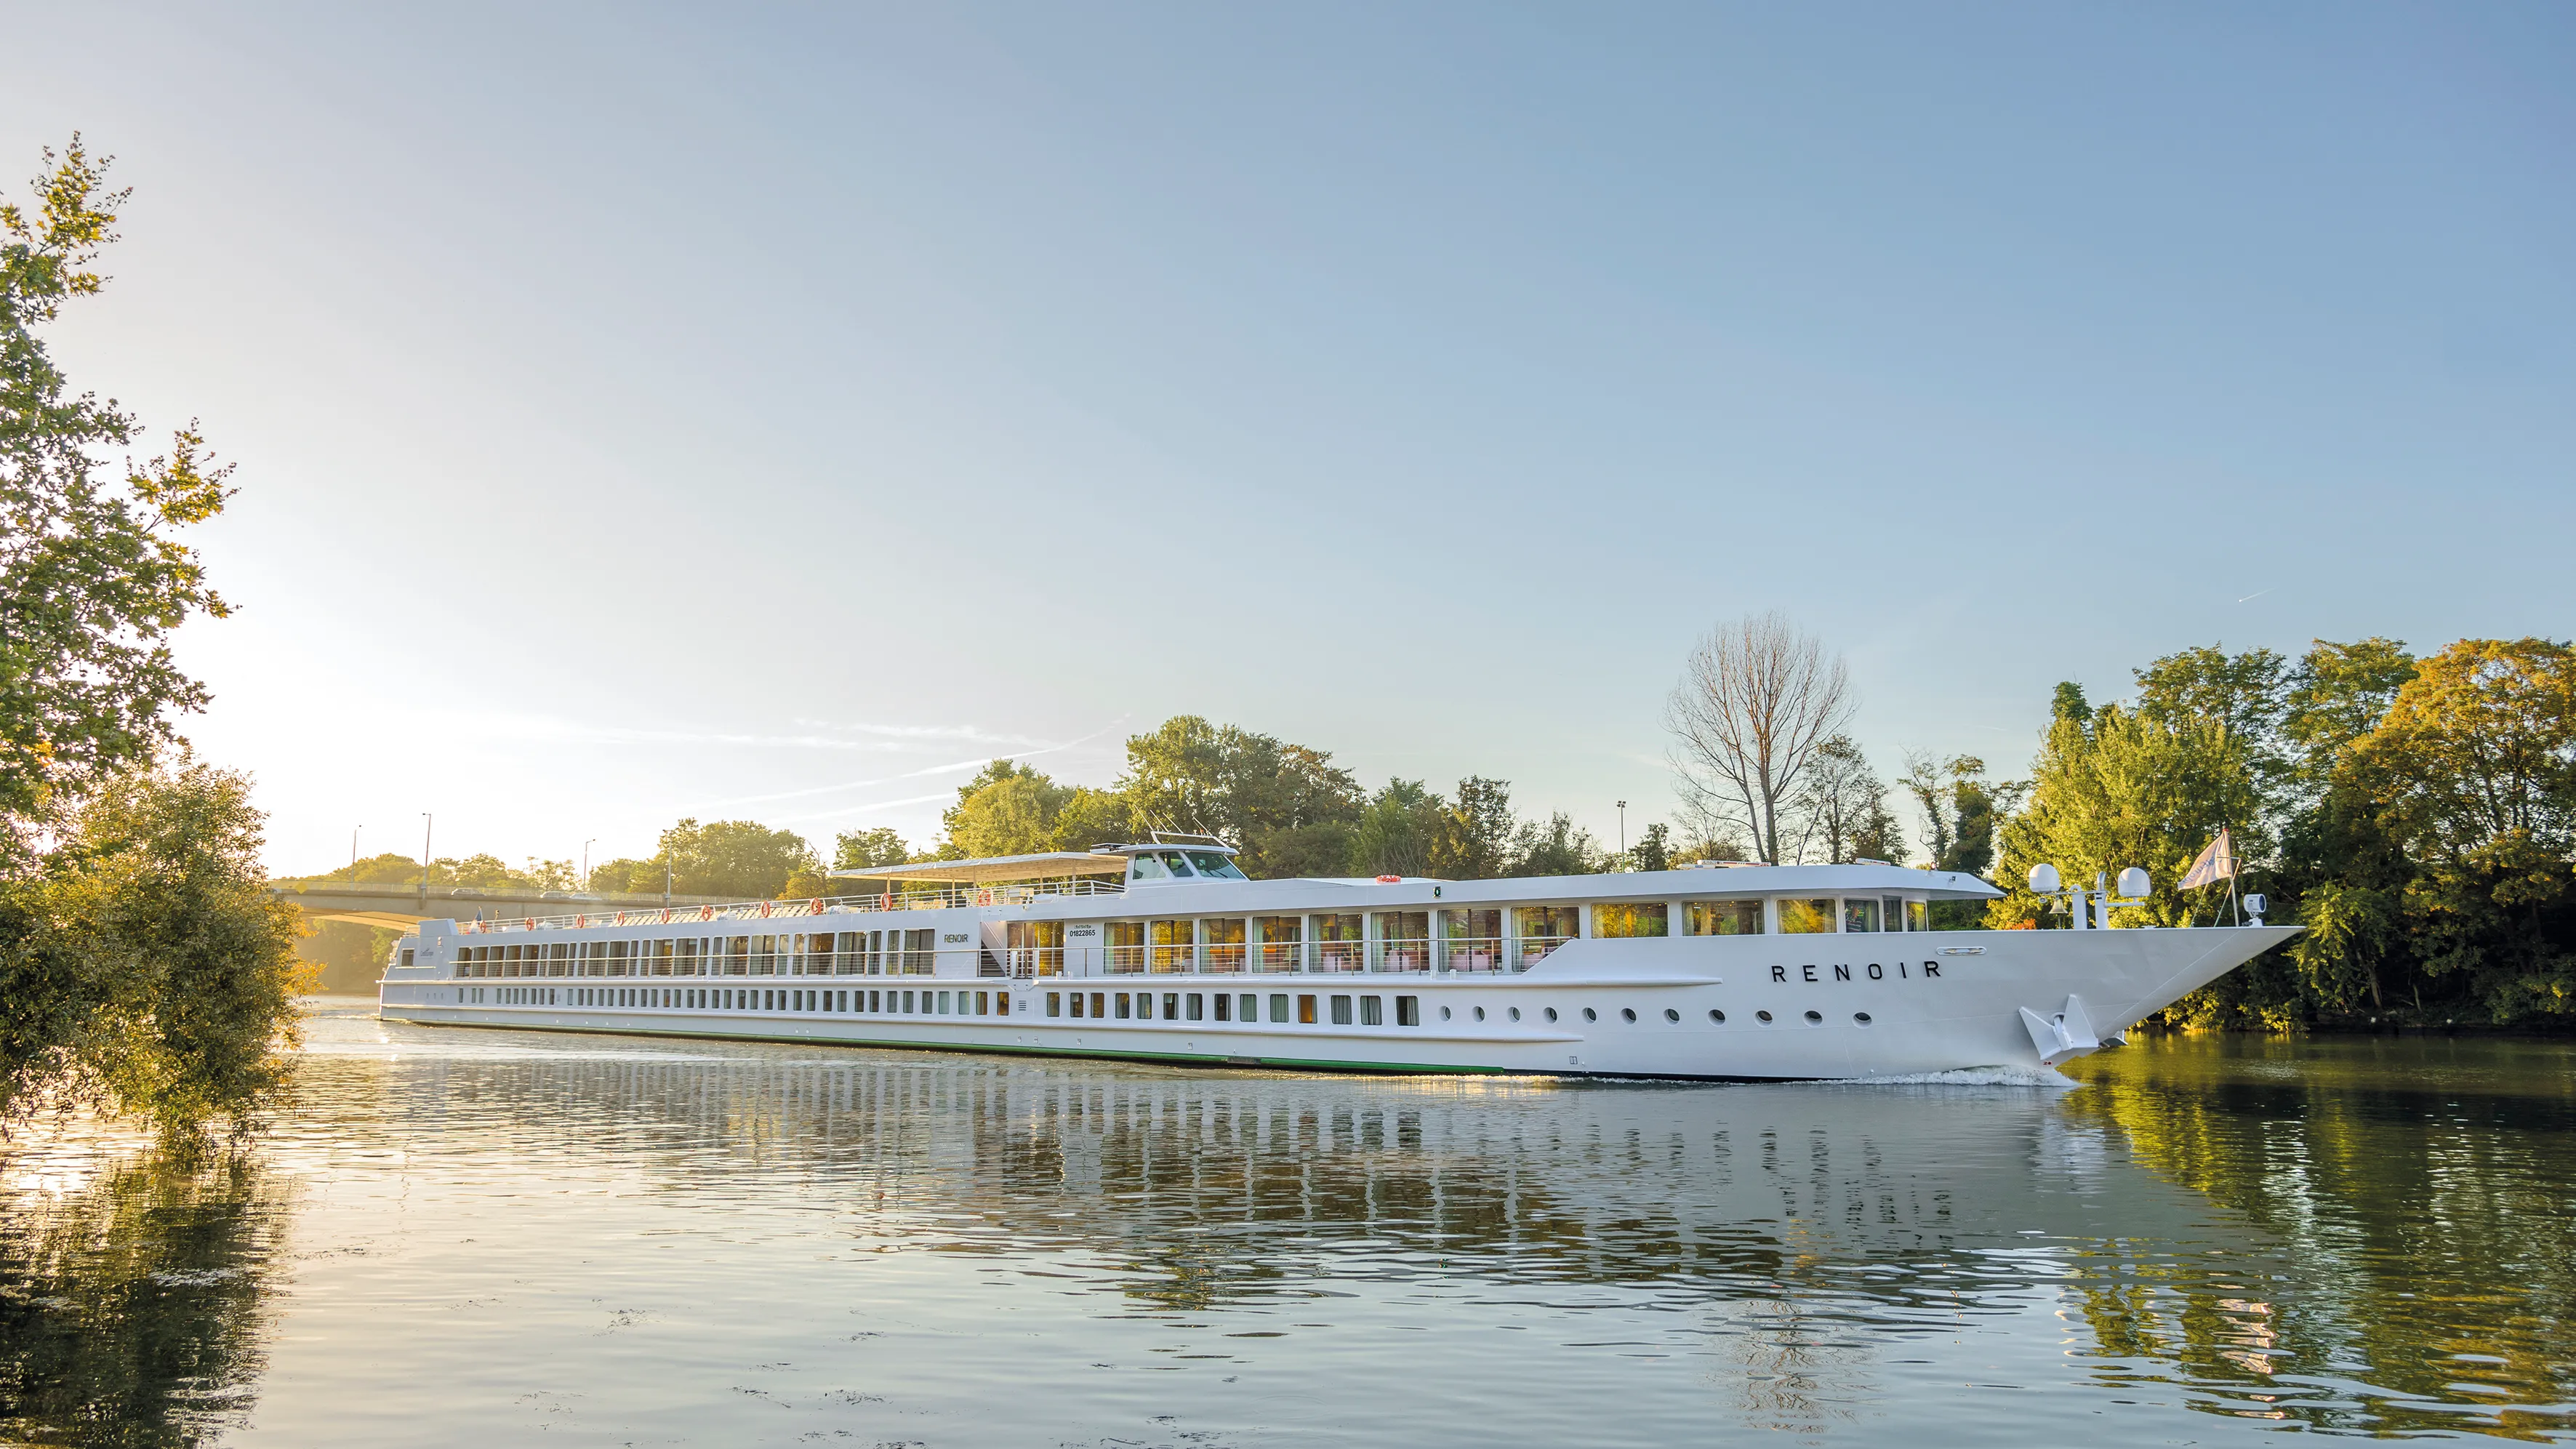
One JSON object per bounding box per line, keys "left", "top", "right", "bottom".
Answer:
{"left": 1, "top": 1003, "right": 2570, "bottom": 1445}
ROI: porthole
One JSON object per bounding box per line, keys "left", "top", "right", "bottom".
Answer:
{"left": 1803, "top": 1010, "right": 1823, "bottom": 1024}
{"left": 1473, "top": 1006, "right": 1486, "bottom": 1022}
{"left": 1756, "top": 1010, "right": 1774, "bottom": 1024}
{"left": 1664, "top": 1008, "right": 1680, "bottom": 1023}
{"left": 1709, "top": 1008, "right": 1727, "bottom": 1024}
{"left": 1440, "top": 1005, "right": 1453, "bottom": 1021}
{"left": 1509, "top": 1006, "right": 1522, "bottom": 1021}
{"left": 1582, "top": 1007, "right": 1598, "bottom": 1022}
{"left": 1620, "top": 1008, "right": 1637, "bottom": 1023}
{"left": 1854, "top": 1011, "right": 1873, "bottom": 1026}
{"left": 1544, "top": 1007, "right": 1559, "bottom": 1023}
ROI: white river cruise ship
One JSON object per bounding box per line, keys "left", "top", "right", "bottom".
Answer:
{"left": 375, "top": 839, "right": 2292, "bottom": 1079}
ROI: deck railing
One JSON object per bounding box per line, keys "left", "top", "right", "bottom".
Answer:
{"left": 452, "top": 878, "right": 1123, "bottom": 934}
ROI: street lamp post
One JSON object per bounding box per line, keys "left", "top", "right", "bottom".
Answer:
{"left": 582, "top": 838, "right": 596, "bottom": 890}
{"left": 418, "top": 813, "right": 433, "bottom": 910}
{"left": 1616, "top": 801, "right": 1627, "bottom": 866}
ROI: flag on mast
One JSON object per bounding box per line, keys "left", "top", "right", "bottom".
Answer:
{"left": 2179, "top": 826, "right": 2238, "bottom": 891}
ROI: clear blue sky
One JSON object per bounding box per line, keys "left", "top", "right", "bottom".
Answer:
{"left": 7, "top": 3, "right": 2569, "bottom": 874}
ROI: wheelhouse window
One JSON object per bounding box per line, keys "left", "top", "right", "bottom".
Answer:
{"left": 1843, "top": 898, "right": 1881, "bottom": 933}
{"left": 1685, "top": 899, "right": 1764, "bottom": 935}
{"left": 1514, "top": 905, "right": 1578, "bottom": 968}
{"left": 1186, "top": 851, "right": 1248, "bottom": 881}
{"left": 1591, "top": 902, "right": 1669, "bottom": 939}
{"left": 1778, "top": 899, "right": 1836, "bottom": 934}
{"left": 1881, "top": 896, "right": 1906, "bottom": 932}
{"left": 1906, "top": 899, "right": 1930, "bottom": 931}
{"left": 1129, "top": 851, "right": 1192, "bottom": 882}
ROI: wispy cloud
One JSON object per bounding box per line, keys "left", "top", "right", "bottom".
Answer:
{"left": 699, "top": 721, "right": 1128, "bottom": 808}
{"left": 428, "top": 711, "right": 1059, "bottom": 755}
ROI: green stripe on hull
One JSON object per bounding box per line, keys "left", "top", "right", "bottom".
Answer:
{"left": 385, "top": 1013, "right": 1501, "bottom": 1076}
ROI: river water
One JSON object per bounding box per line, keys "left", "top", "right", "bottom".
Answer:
{"left": 2, "top": 1002, "right": 2570, "bottom": 1446}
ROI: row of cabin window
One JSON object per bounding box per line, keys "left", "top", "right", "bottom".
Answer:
{"left": 453, "top": 928, "right": 939, "bottom": 979}
{"left": 473, "top": 984, "right": 1011, "bottom": 1015}
{"left": 1046, "top": 990, "right": 1419, "bottom": 1027}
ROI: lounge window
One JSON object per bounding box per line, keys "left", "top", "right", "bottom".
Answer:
{"left": 1103, "top": 921, "right": 1145, "bottom": 974}
{"left": 1202, "top": 918, "right": 1248, "bottom": 973}
{"left": 1778, "top": 899, "right": 1837, "bottom": 934}
{"left": 1685, "top": 899, "right": 1764, "bottom": 936}
{"left": 1514, "top": 906, "right": 1578, "bottom": 967}
{"left": 1313, "top": 913, "right": 1364, "bottom": 972}
{"left": 1360, "top": 995, "right": 1382, "bottom": 1026}
{"left": 1591, "top": 902, "right": 1669, "bottom": 939}
{"left": 1149, "top": 920, "right": 1196, "bottom": 974}
{"left": 1006, "top": 920, "right": 1065, "bottom": 977}
{"left": 1843, "top": 898, "right": 1881, "bottom": 933}
{"left": 1253, "top": 915, "right": 1301, "bottom": 973}
{"left": 1374, "top": 911, "right": 1430, "bottom": 972}
{"left": 1330, "top": 995, "right": 1352, "bottom": 1025}
{"left": 1395, "top": 995, "right": 1419, "bottom": 1027}
{"left": 1440, "top": 907, "right": 1504, "bottom": 972}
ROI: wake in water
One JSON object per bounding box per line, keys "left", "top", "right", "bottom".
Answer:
{"left": 1828, "top": 1063, "right": 2082, "bottom": 1088}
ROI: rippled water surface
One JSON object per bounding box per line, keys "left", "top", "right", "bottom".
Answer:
{"left": 4, "top": 1003, "right": 2572, "bottom": 1445}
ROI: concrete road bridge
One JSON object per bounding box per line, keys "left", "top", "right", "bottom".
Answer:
{"left": 269, "top": 881, "right": 737, "bottom": 931}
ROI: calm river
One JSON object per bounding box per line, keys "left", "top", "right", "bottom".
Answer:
{"left": 3, "top": 1002, "right": 2571, "bottom": 1445}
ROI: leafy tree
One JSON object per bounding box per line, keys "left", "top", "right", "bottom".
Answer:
{"left": 0, "top": 141, "right": 305, "bottom": 1141}
{"left": 1788, "top": 736, "right": 1896, "bottom": 864}
{"left": 1351, "top": 779, "right": 1439, "bottom": 877}
{"left": 1630, "top": 822, "right": 1672, "bottom": 872}
{"left": 1991, "top": 705, "right": 2265, "bottom": 939}
{"left": 942, "top": 759, "right": 1070, "bottom": 859}
{"left": 1900, "top": 751, "right": 2006, "bottom": 878}
{"left": 1511, "top": 812, "right": 1603, "bottom": 877}
{"left": 653, "top": 818, "right": 815, "bottom": 900}
{"left": 3, "top": 140, "right": 233, "bottom": 869}
{"left": 1, "top": 760, "right": 309, "bottom": 1139}
{"left": 1427, "top": 776, "right": 1517, "bottom": 879}
{"left": 832, "top": 827, "right": 912, "bottom": 870}
{"left": 2348, "top": 638, "right": 2576, "bottom": 1018}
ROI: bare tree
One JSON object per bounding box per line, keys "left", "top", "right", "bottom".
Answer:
{"left": 1664, "top": 611, "right": 1856, "bottom": 864}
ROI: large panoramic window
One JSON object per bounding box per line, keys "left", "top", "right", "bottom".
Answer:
{"left": 1255, "top": 916, "right": 1301, "bottom": 973}
{"left": 1201, "top": 918, "right": 1248, "bottom": 972}
{"left": 1374, "top": 911, "right": 1430, "bottom": 972}
{"left": 1591, "top": 902, "right": 1669, "bottom": 939}
{"left": 1514, "top": 905, "right": 1579, "bottom": 968}
{"left": 1104, "top": 921, "right": 1145, "bottom": 974}
{"left": 1313, "top": 913, "right": 1363, "bottom": 972}
{"left": 1441, "top": 908, "right": 1504, "bottom": 972}
{"left": 1685, "top": 899, "right": 1764, "bottom": 936}
{"left": 1778, "top": 899, "right": 1836, "bottom": 934}
{"left": 1150, "top": 920, "right": 1196, "bottom": 974}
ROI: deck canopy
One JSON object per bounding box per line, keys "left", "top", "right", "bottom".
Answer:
{"left": 827, "top": 851, "right": 1126, "bottom": 887}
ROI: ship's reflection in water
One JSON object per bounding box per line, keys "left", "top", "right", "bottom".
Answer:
{"left": 4, "top": 1006, "right": 2569, "bottom": 1447}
